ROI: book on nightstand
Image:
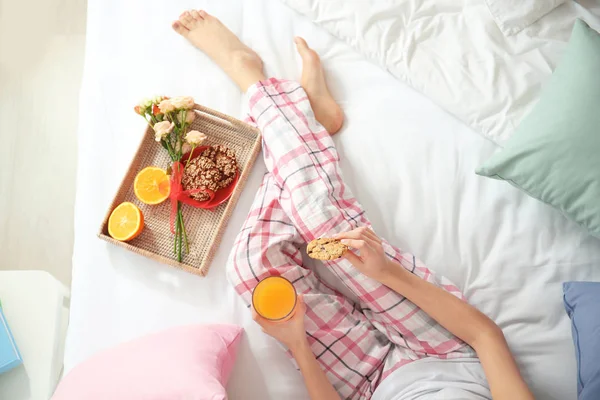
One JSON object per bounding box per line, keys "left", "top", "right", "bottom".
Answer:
{"left": 0, "top": 300, "right": 22, "bottom": 375}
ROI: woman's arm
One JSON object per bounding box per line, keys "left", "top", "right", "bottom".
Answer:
{"left": 381, "top": 266, "right": 533, "bottom": 400}
{"left": 252, "top": 296, "right": 341, "bottom": 400}
{"left": 291, "top": 339, "right": 342, "bottom": 400}
{"left": 336, "top": 227, "right": 534, "bottom": 400}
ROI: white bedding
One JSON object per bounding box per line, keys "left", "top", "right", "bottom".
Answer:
{"left": 280, "top": 0, "right": 600, "bottom": 144}
{"left": 66, "top": 0, "right": 600, "bottom": 399}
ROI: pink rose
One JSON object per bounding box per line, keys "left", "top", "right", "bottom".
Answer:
{"left": 158, "top": 99, "right": 175, "bottom": 114}
{"left": 181, "top": 143, "right": 192, "bottom": 154}
{"left": 185, "top": 130, "right": 207, "bottom": 146}
{"left": 186, "top": 110, "right": 196, "bottom": 124}
{"left": 178, "top": 110, "right": 196, "bottom": 124}
{"left": 153, "top": 121, "right": 174, "bottom": 142}
{"left": 171, "top": 96, "right": 195, "bottom": 109}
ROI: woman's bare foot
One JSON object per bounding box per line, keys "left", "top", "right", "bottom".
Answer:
{"left": 172, "top": 12, "right": 343, "bottom": 134}
{"left": 295, "top": 38, "right": 344, "bottom": 135}
{"left": 172, "top": 10, "right": 266, "bottom": 91}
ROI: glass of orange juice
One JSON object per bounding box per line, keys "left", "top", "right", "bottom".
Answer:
{"left": 252, "top": 276, "right": 298, "bottom": 322}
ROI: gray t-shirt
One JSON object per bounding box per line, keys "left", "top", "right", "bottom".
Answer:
{"left": 372, "top": 357, "right": 491, "bottom": 400}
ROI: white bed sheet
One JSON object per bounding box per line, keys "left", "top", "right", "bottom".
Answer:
{"left": 66, "top": 0, "right": 600, "bottom": 399}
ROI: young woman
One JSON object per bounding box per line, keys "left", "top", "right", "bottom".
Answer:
{"left": 172, "top": 10, "right": 534, "bottom": 400}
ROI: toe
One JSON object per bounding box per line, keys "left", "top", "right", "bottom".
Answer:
{"left": 190, "top": 10, "right": 202, "bottom": 21}
{"left": 294, "top": 37, "right": 308, "bottom": 49}
{"left": 172, "top": 20, "right": 189, "bottom": 36}
{"left": 198, "top": 10, "right": 209, "bottom": 19}
{"left": 295, "top": 37, "right": 320, "bottom": 66}
{"left": 179, "top": 11, "right": 195, "bottom": 29}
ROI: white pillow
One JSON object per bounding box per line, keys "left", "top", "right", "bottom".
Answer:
{"left": 485, "top": 0, "right": 567, "bottom": 36}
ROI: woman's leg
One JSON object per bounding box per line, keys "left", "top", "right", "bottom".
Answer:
{"left": 171, "top": 10, "right": 344, "bottom": 134}
{"left": 246, "top": 77, "right": 473, "bottom": 359}
{"left": 227, "top": 172, "right": 393, "bottom": 399}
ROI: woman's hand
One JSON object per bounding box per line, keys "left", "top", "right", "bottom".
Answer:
{"left": 335, "top": 227, "right": 396, "bottom": 282}
{"left": 252, "top": 294, "right": 309, "bottom": 352}
{"left": 254, "top": 295, "right": 341, "bottom": 400}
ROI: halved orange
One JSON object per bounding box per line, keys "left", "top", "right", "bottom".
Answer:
{"left": 134, "top": 167, "right": 170, "bottom": 205}
{"left": 108, "top": 202, "right": 144, "bottom": 241}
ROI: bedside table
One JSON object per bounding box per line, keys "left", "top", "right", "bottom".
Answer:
{"left": 0, "top": 271, "right": 70, "bottom": 400}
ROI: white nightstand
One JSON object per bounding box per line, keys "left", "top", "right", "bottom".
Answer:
{"left": 0, "top": 271, "right": 70, "bottom": 400}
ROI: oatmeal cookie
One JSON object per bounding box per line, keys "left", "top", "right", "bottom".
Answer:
{"left": 182, "top": 165, "right": 223, "bottom": 202}
{"left": 195, "top": 156, "right": 217, "bottom": 170}
{"left": 182, "top": 145, "right": 239, "bottom": 201}
{"left": 217, "top": 173, "right": 235, "bottom": 190}
{"left": 189, "top": 191, "right": 211, "bottom": 202}
{"left": 199, "top": 168, "right": 222, "bottom": 190}
{"left": 307, "top": 238, "right": 348, "bottom": 261}
{"left": 216, "top": 154, "right": 237, "bottom": 177}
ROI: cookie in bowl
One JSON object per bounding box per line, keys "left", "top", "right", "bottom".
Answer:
{"left": 182, "top": 145, "right": 239, "bottom": 202}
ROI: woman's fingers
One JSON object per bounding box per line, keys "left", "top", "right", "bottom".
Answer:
{"left": 294, "top": 294, "right": 307, "bottom": 316}
{"left": 297, "top": 294, "right": 305, "bottom": 310}
{"left": 252, "top": 307, "right": 263, "bottom": 322}
{"left": 336, "top": 227, "right": 370, "bottom": 242}
{"left": 340, "top": 238, "right": 367, "bottom": 250}
{"left": 252, "top": 306, "right": 273, "bottom": 327}
{"left": 363, "top": 228, "right": 381, "bottom": 244}
{"left": 338, "top": 229, "right": 382, "bottom": 257}
{"left": 337, "top": 227, "right": 381, "bottom": 248}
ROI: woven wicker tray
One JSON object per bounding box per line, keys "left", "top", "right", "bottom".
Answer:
{"left": 99, "top": 104, "right": 261, "bottom": 276}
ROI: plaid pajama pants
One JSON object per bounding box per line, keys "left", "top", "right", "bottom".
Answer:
{"left": 227, "top": 78, "right": 473, "bottom": 399}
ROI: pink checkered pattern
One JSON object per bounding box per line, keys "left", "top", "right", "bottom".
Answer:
{"left": 227, "top": 78, "right": 474, "bottom": 399}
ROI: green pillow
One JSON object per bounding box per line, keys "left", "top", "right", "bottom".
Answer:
{"left": 476, "top": 19, "right": 600, "bottom": 238}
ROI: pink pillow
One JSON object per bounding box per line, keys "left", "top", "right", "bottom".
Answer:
{"left": 52, "top": 324, "right": 243, "bottom": 400}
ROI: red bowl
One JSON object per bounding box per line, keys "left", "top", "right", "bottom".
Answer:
{"left": 181, "top": 145, "right": 239, "bottom": 209}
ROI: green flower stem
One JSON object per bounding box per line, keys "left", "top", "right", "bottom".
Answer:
{"left": 173, "top": 216, "right": 178, "bottom": 255}
{"left": 178, "top": 110, "right": 188, "bottom": 160}
{"left": 164, "top": 140, "right": 177, "bottom": 161}
{"left": 178, "top": 209, "right": 183, "bottom": 262}
{"left": 168, "top": 112, "right": 178, "bottom": 152}
{"left": 143, "top": 116, "right": 154, "bottom": 130}
{"left": 178, "top": 208, "right": 189, "bottom": 253}
{"left": 179, "top": 131, "right": 185, "bottom": 159}
{"left": 185, "top": 146, "right": 196, "bottom": 166}
{"left": 179, "top": 110, "right": 186, "bottom": 131}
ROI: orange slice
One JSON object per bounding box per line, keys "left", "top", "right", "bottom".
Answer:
{"left": 108, "top": 202, "right": 144, "bottom": 241}
{"left": 134, "top": 167, "right": 170, "bottom": 205}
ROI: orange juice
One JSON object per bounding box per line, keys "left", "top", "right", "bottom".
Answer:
{"left": 252, "top": 276, "right": 297, "bottom": 321}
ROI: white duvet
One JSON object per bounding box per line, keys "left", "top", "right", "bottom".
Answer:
{"left": 280, "top": 0, "right": 600, "bottom": 144}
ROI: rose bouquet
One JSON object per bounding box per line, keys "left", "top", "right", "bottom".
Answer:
{"left": 135, "top": 96, "right": 207, "bottom": 261}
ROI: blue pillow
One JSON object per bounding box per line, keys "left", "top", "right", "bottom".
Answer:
{"left": 563, "top": 282, "right": 600, "bottom": 400}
